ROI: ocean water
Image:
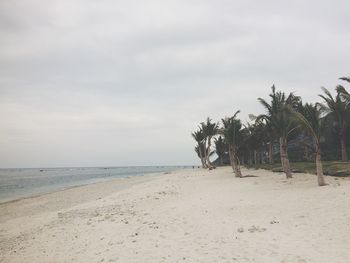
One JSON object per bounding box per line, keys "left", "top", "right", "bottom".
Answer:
{"left": 0, "top": 166, "right": 184, "bottom": 203}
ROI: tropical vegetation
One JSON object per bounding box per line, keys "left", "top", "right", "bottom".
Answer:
{"left": 191, "top": 77, "right": 350, "bottom": 186}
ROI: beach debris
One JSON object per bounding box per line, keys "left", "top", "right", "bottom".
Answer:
{"left": 237, "top": 227, "right": 244, "bottom": 233}
{"left": 270, "top": 220, "right": 279, "bottom": 224}
{"left": 248, "top": 225, "right": 266, "bottom": 233}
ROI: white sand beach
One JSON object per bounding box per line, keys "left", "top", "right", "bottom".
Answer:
{"left": 1, "top": 167, "right": 349, "bottom": 263}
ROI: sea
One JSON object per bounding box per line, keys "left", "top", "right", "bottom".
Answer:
{"left": 0, "top": 166, "right": 186, "bottom": 203}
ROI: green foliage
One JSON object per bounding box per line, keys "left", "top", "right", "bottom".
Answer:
{"left": 214, "top": 136, "right": 227, "bottom": 158}
{"left": 192, "top": 77, "right": 350, "bottom": 168}
{"left": 289, "top": 103, "right": 325, "bottom": 144}
{"left": 319, "top": 87, "right": 350, "bottom": 131}
{"left": 191, "top": 129, "right": 205, "bottom": 144}
{"left": 257, "top": 85, "right": 301, "bottom": 139}
{"left": 247, "top": 161, "right": 350, "bottom": 177}
{"left": 200, "top": 118, "right": 219, "bottom": 139}
{"left": 221, "top": 112, "right": 246, "bottom": 148}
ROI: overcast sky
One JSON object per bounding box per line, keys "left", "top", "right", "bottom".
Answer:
{"left": 0, "top": 0, "right": 349, "bottom": 168}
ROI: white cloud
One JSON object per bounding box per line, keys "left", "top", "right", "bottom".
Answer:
{"left": 0, "top": 0, "right": 349, "bottom": 167}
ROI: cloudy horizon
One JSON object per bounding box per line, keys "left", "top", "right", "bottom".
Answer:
{"left": 0, "top": 0, "right": 349, "bottom": 168}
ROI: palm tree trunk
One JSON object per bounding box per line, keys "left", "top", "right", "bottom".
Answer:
{"left": 203, "top": 138, "right": 208, "bottom": 168}
{"left": 280, "top": 137, "right": 292, "bottom": 178}
{"left": 279, "top": 138, "right": 285, "bottom": 169}
{"left": 253, "top": 150, "right": 257, "bottom": 165}
{"left": 206, "top": 138, "right": 215, "bottom": 169}
{"left": 340, "top": 133, "right": 348, "bottom": 161}
{"left": 316, "top": 145, "right": 326, "bottom": 186}
{"left": 233, "top": 151, "right": 242, "bottom": 178}
{"left": 268, "top": 142, "right": 274, "bottom": 164}
{"left": 198, "top": 144, "right": 206, "bottom": 168}
{"left": 228, "top": 146, "right": 242, "bottom": 177}
{"left": 228, "top": 146, "right": 235, "bottom": 172}
{"left": 235, "top": 155, "right": 243, "bottom": 177}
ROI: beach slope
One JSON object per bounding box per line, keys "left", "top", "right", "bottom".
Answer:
{"left": 1, "top": 167, "right": 349, "bottom": 262}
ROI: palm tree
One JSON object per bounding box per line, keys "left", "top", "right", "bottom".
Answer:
{"left": 249, "top": 114, "right": 275, "bottom": 164}
{"left": 319, "top": 87, "right": 349, "bottom": 161}
{"left": 337, "top": 82, "right": 350, "bottom": 104}
{"left": 339, "top": 76, "right": 350, "bottom": 83}
{"left": 221, "top": 111, "right": 244, "bottom": 177}
{"left": 257, "top": 85, "right": 301, "bottom": 178}
{"left": 192, "top": 129, "right": 206, "bottom": 168}
{"left": 201, "top": 118, "right": 219, "bottom": 169}
{"left": 214, "top": 136, "right": 226, "bottom": 166}
{"left": 290, "top": 103, "right": 327, "bottom": 186}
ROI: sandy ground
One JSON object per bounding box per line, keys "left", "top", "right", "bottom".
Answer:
{"left": 1, "top": 167, "right": 349, "bottom": 263}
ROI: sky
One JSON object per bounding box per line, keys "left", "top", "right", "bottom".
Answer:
{"left": 0, "top": 0, "right": 350, "bottom": 168}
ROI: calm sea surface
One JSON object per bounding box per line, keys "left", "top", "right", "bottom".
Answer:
{"left": 0, "top": 166, "right": 185, "bottom": 203}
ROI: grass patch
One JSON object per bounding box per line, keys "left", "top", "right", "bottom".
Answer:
{"left": 246, "top": 161, "right": 350, "bottom": 176}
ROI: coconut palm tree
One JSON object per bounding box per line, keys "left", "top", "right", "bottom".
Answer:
{"left": 249, "top": 114, "right": 275, "bottom": 164}
{"left": 221, "top": 111, "right": 244, "bottom": 177}
{"left": 257, "top": 85, "right": 301, "bottom": 178}
{"left": 339, "top": 76, "right": 350, "bottom": 83}
{"left": 338, "top": 77, "right": 350, "bottom": 103}
{"left": 290, "top": 103, "right": 327, "bottom": 186}
{"left": 201, "top": 118, "right": 219, "bottom": 169}
{"left": 214, "top": 136, "right": 226, "bottom": 166}
{"left": 337, "top": 84, "right": 350, "bottom": 105}
{"left": 192, "top": 129, "right": 206, "bottom": 168}
{"left": 319, "top": 87, "right": 349, "bottom": 161}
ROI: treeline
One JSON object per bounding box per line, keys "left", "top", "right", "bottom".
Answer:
{"left": 191, "top": 77, "right": 350, "bottom": 186}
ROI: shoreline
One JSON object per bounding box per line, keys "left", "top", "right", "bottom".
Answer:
{"left": 1, "top": 167, "right": 349, "bottom": 262}
{"left": 0, "top": 169, "right": 190, "bottom": 224}
{"left": 0, "top": 168, "right": 188, "bottom": 205}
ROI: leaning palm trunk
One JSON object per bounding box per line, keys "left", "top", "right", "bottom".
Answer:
{"left": 228, "top": 146, "right": 235, "bottom": 172}
{"left": 206, "top": 138, "right": 215, "bottom": 169}
{"left": 315, "top": 145, "right": 326, "bottom": 186}
{"left": 198, "top": 145, "right": 206, "bottom": 168}
{"left": 279, "top": 137, "right": 292, "bottom": 178}
{"left": 229, "top": 146, "right": 242, "bottom": 178}
{"left": 234, "top": 155, "right": 243, "bottom": 178}
{"left": 202, "top": 138, "right": 209, "bottom": 168}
